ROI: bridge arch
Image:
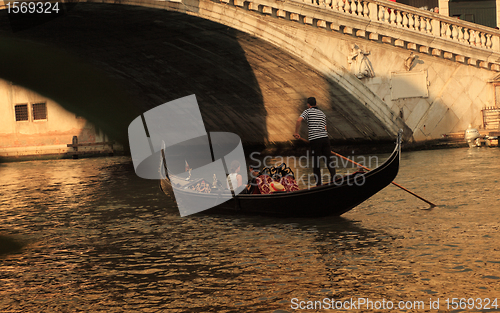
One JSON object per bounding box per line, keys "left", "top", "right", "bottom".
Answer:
{"left": 134, "top": 0, "right": 409, "bottom": 138}
{"left": 2, "top": 0, "right": 499, "bottom": 144}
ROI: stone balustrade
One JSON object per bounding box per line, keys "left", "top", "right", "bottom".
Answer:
{"left": 324, "top": 0, "right": 497, "bottom": 50}
{"left": 224, "top": 0, "right": 500, "bottom": 70}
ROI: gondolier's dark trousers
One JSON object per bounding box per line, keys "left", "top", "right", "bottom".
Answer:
{"left": 310, "top": 137, "right": 336, "bottom": 186}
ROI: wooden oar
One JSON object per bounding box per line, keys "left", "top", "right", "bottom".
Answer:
{"left": 330, "top": 151, "right": 436, "bottom": 207}
{"left": 294, "top": 135, "right": 436, "bottom": 207}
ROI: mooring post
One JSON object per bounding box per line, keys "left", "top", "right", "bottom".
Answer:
{"left": 72, "top": 136, "right": 78, "bottom": 159}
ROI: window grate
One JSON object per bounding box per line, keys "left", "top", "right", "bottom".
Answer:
{"left": 482, "top": 106, "right": 500, "bottom": 130}
{"left": 15, "top": 104, "right": 29, "bottom": 121}
{"left": 32, "top": 103, "right": 47, "bottom": 120}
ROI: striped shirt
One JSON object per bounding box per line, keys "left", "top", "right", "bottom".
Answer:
{"left": 300, "top": 107, "right": 328, "bottom": 141}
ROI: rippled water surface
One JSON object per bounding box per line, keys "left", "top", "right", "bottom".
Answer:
{"left": 0, "top": 148, "right": 499, "bottom": 312}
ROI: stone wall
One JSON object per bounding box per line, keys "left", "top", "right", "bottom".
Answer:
{"left": 361, "top": 44, "right": 495, "bottom": 141}
{"left": 0, "top": 79, "right": 109, "bottom": 158}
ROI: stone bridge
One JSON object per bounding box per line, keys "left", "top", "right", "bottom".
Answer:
{"left": 1, "top": 0, "right": 500, "bottom": 146}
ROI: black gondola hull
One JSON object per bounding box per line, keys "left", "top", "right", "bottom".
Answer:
{"left": 160, "top": 132, "right": 401, "bottom": 217}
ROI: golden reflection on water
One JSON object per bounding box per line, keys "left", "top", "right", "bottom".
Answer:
{"left": 0, "top": 148, "right": 499, "bottom": 312}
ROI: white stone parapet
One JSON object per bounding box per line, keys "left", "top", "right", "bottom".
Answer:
{"left": 214, "top": 0, "right": 500, "bottom": 70}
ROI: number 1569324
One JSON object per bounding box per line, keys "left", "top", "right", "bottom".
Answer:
{"left": 7, "top": 1, "right": 60, "bottom": 14}
{"left": 445, "top": 298, "right": 498, "bottom": 310}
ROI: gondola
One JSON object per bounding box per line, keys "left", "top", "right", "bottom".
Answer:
{"left": 160, "top": 131, "right": 402, "bottom": 218}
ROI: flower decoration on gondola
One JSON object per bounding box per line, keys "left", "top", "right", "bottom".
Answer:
{"left": 255, "top": 163, "right": 298, "bottom": 194}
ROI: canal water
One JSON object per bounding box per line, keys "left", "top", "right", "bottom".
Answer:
{"left": 0, "top": 147, "right": 499, "bottom": 312}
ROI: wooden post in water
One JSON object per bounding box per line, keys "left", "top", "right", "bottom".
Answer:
{"left": 72, "top": 136, "right": 78, "bottom": 159}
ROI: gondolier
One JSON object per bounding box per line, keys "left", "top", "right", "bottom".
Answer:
{"left": 294, "top": 97, "right": 336, "bottom": 186}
